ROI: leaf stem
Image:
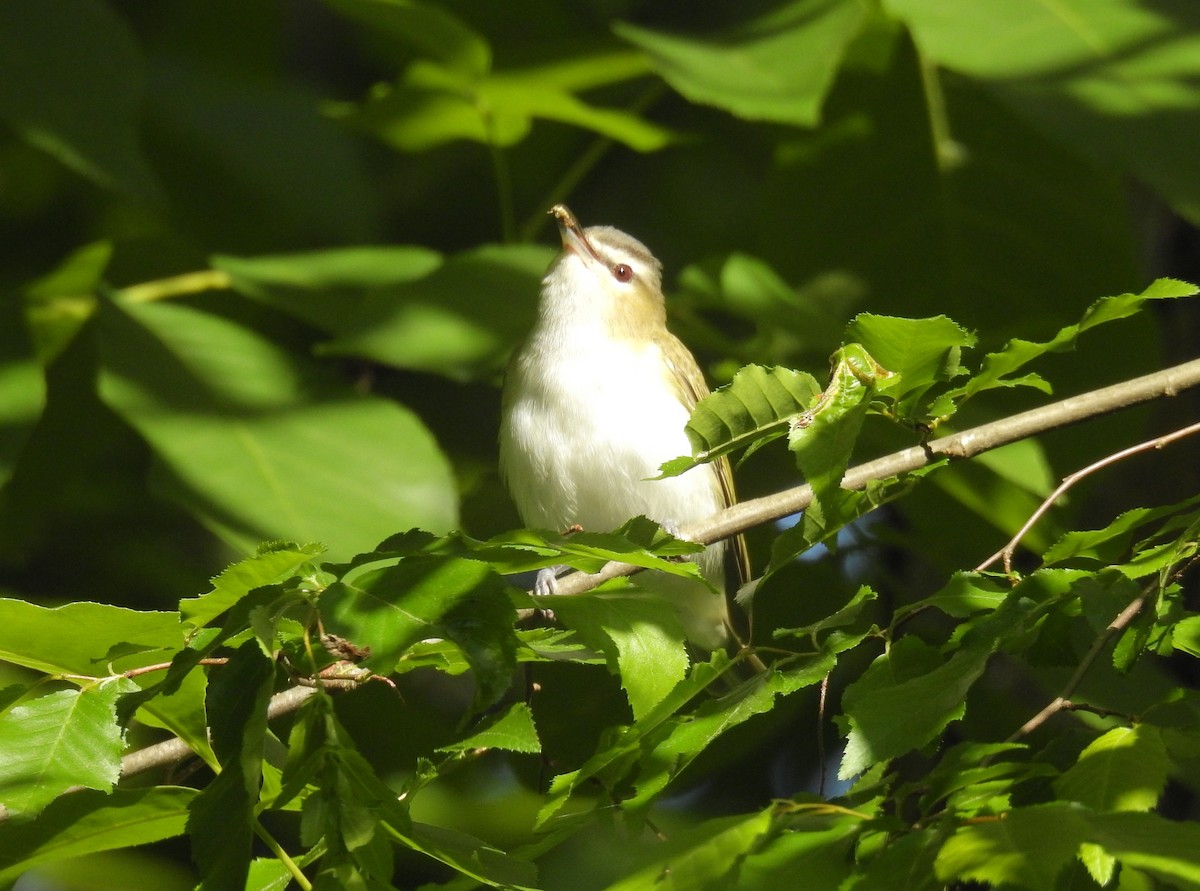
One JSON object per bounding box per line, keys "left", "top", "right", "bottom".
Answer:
{"left": 117, "top": 269, "right": 232, "bottom": 304}
{"left": 255, "top": 820, "right": 313, "bottom": 891}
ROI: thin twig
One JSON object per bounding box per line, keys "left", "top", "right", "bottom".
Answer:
{"left": 1008, "top": 582, "right": 1155, "bottom": 740}
{"left": 976, "top": 419, "right": 1200, "bottom": 574}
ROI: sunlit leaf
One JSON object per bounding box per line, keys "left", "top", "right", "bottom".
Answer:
{"left": 97, "top": 299, "right": 457, "bottom": 561}
{"left": 321, "top": 555, "right": 516, "bottom": 709}
{"left": 0, "top": 679, "right": 136, "bottom": 818}
{"left": 616, "top": 0, "right": 871, "bottom": 126}
{"left": 1055, "top": 725, "right": 1170, "bottom": 813}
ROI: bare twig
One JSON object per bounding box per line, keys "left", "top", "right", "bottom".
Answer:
{"left": 976, "top": 419, "right": 1200, "bottom": 574}
{"left": 1008, "top": 582, "right": 1155, "bottom": 740}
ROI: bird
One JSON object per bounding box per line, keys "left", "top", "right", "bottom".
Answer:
{"left": 499, "top": 204, "right": 749, "bottom": 651}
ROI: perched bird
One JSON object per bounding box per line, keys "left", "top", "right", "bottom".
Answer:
{"left": 499, "top": 204, "right": 749, "bottom": 651}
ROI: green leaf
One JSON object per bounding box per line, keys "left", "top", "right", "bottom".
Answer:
{"left": 437, "top": 702, "right": 540, "bottom": 754}
{"left": 0, "top": 787, "right": 196, "bottom": 884}
{"left": 943, "top": 279, "right": 1199, "bottom": 405}
{"left": 840, "top": 638, "right": 990, "bottom": 778}
{"left": 213, "top": 246, "right": 443, "bottom": 333}
{"left": 0, "top": 0, "right": 160, "bottom": 200}
{"left": 537, "top": 656, "right": 734, "bottom": 828}
{"left": 841, "top": 313, "right": 974, "bottom": 419}
{"left": 604, "top": 808, "right": 775, "bottom": 890}
{"left": 1043, "top": 496, "right": 1200, "bottom": 567}
{"left": 844, "top": 828, "right": 943, "bottom": 891}
{"left": 186, "top": 643, "right": 275, "bottom": 890}
{"left": 737, "top": 816, "right": 861, "bottom": 890}
{"left": 632, "top": 656, "right": 834, "bottom": 805}
{"left": 1054, "top": 725, "right": 1170, "bottom": 813}
{"left": 318, "top": 243, "right": 552, "bottom": 380}
{"left": 886, "top": 0, "right": 1200, "bottom": 224}
{"left": 935, "top": 802, "right": 1087, "bottom": 889}
{"left": 0, "top": 679, "right": 136, "bottom": 818}
{"left": 402, "top": 822, "right": 540, "bottom": 890}
{"left": 1173, "top": 615, "right": 1200, "bottom": 658}
{"left": 97, "top": 299, "right": 457, "bottom": 561}
{"left": 550, "top": 591, "right": 690, "bottom": 721}
{"left": 181, "top": 541, "right": 327, "bottom": 629}
{"left": 659, "top": 364, "right": 822, "bottom": 478}
{"left": 337, "top": 56, "right": 670, "bottom": 153}
{"left": 466, "top": 517, "right": 705, "bottom": 579}
{"left": 788, "top": 344, "right": 892, "bottom": 509}
{"left": 616, "top": 0, "right": 872, "bottom": 126}
{"left": 0, "top": 598, "right": 182, "bottom": 676}
{"left": 1086, "top": 810, "right": 1200, "bottom": 887}
{"left": 900, "top": 571, "right": 1008, "bottom": 621}
{"left": 322, "top": 0, "right": 492, "bottom": 78}
{"left": 321, "top": 555, "right": 517, "bottom": 709}
{"left": 21, "top": 243, "right": 111, "bottom": 379}
{"left": 0, "top": 310, "right": 42, "bottom": 489}
{"left": 775, "top": 584, "right": 878, "bottom": 650}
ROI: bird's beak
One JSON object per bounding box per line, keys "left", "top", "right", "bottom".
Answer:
{"left": 549, "top": 204, "right": 603, "bottom": 265}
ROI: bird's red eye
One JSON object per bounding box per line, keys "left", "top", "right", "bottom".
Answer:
{"left": 612, "top": 263, "right": 634, "bottom": 283}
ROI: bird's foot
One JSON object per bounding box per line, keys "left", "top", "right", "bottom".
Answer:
{"left": 533, "top": 565, "right": 566, "bottom": 598}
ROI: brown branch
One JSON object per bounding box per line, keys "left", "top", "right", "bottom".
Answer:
{"left": 1008, "top": 582, "right": 1155, "bottom": 740}
{"left": 976, "top": 419, "right": 1200, "bottom": 574}
{"left": 541, "top": 356, "right": 1200, "bottom": 598}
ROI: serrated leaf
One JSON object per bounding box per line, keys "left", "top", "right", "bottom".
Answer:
{"left": 97, "top": 299, "right": 457, "bottom": 561}
{"left": 438, "top": 702, "right": 540, "bottom": 755}
{"left": 1085, "top": 810, "right": 1200, "bottom": 887}
{"left": 1043, "top": 496, "right": 1200, "bottom": 567}
{"left": 321, "top": 555, "right": 517, "bottom": 710}
{"left": 1173, "top": 616, "right": 1200, "bottom": 658}
{"left": 0, "top": 787, "right": 196, "bottom": 883}
{"left": 737, "top": 816, "right": 860, "bottom": 890}
{"left": 550, "top": 592, "right": 690, "bottom": 721}
{"left": 788, "top": 345, "right": 887, "bottom": 510}
{"left": 186, "top": 643, "right": 275, "bottom": 890}
{"left": 537, "top": 655, "right": 734, "bottom": 828}
{"left": 401, "top": 822, "right": 540, "bottom": 890}
{"left": 843, "top": 828, "right": 943, "bottom": 891}
{"left": 943, "top": 279, "right": 1199, "bottom": 404}
{"left": 604, "top": 808, "right": 776, "bottom": 890}
{"left": 901, "top": 571, "right": 1008, "bottom": 621}
{"left": 180, "top": 541, "right": 326, "bottom": 629}
{"left": 660, "top": 364, "right": 821, "bottom": 478}
{"left": 0, "top": 599, "right": 181, "bottom": 677}
{"left": 633, "top": 656, "right": 833, "bottom": 805}
{"left": 0, "top": 679, "right": 136, "bottom": 818}
{"left": 467, "top": 517, "right": 705, "bottom": 579}
{"left": 1054, "top": 725, "right": 1170, "bottom": 813}
{"left": 840, "top": 639, "right": 990, "bottom": 779}
{"left": 841, "top": 314, "right": 974, "bottom": 419}
{"left": 616, "top": 0, "right": 870, "bottom": 126}
{"left": 935, "top": 802, "right": 1087, "bottom": 889}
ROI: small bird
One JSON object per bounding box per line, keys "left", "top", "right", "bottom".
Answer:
{"left": 499, "top": 204, "right": 749, "bottom": 651}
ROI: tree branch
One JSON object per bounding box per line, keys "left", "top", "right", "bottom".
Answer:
{"left": 112, "top": 357, "right": 1200, "bottom": 783}
{"left": 543, "top": 357, "right": 1200, "bottom": 597}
